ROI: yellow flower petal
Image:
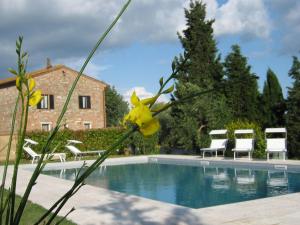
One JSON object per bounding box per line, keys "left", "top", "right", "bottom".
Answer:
{"left": 130, "top": 104, "right": 152, "bottom": 127}
{"left": 124, "top": 91, "right": 160, "bottom": 136}
{"left": 140, "top": 118, "right": 160, "bottom": 137}
{"left": 16, "top": 77, "right": 21, "bottom": 90}
{"left": 130, "top": 91, "right": 140, "bottom": 106}
{"left": 29, "top": 90, "right": 42, "bottom": 106}
{"left": 28, "top": 78, "right": 36, "bottom": 92}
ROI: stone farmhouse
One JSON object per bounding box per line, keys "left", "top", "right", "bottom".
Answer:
{"left": 0, "top": 63, "right": 107, "bottom": 136}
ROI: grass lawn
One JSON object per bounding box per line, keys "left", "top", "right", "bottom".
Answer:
{"left": 2, "top": 190, "right": 76, "bottom": 225}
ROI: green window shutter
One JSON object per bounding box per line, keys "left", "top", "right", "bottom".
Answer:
{"left": 87, "top": 96, "right": 91, "bottom": 109}
{"left": 50, "top": 95, "right": 54, "bottom": 109}
{"left": 79, "top": 96, "right": 83, "bottom": 109}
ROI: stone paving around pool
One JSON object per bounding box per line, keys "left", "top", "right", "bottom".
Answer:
{"left": 1, "top": 155, "right": 300, "bottom": 225}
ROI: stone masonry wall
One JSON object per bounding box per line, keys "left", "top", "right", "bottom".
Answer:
{"left": 0, "top": 82, "right": 19, "bottom": 135}
{"left": 0, "top": 135, "right": 16, "bottom": 161}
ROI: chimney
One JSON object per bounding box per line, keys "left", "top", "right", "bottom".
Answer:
{"left": 46, "top": 58, "right": 52, "bottom": 69}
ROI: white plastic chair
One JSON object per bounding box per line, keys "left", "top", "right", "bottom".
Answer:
{"left": 232, "top": 129, "right": 255, "bottom": 160}
{"left": 265, "top": 128, "right": 287, "bottom": 161}
{"left": 23, "top": 139, "right": 66, "bottom": 164}
{"left": 200, "top": 130, "right": 228, "bottom": 158}
{"left": 65, "top": 140, "right": 106, "bottom": 160}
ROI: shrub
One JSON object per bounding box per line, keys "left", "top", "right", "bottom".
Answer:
{"left": 26, "top": 127, "right": 159, "bottom": 157}
{"left": 225, "top": 120, "right": 266, "bottom": 159}
{"left": 123, "top": 132, "right": 159, "bottom": 155}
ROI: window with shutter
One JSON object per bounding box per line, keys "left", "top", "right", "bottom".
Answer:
{"left": 79, "top": 96, "right": 91, "bottom": 109}
{"left": 37, "top": 94, "right": 54, "bottom": 109}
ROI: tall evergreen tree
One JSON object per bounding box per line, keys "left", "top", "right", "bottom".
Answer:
{"left": 224, "top": 45, "right": 260, "bottom": 122}
{"left": 166, "top": 1, "right": 231, "bottom": 151}
{"left": 261, "top": 68, "right": 285, "bottom": 128}
{"left": 105, "top": 86, "right": 128, "bottom": 127}
{"left": 286, "top": 56, "right": 300, "bottom": 158}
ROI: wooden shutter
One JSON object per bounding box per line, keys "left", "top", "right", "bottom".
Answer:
{"left": 87, "top": 96, "right": 91, "bottom": 109}
{"left": 37, "top": 101, "right": 41, "bottom": 109}
{"left": 79, "top": 96, "right": 83, "bottom": 109}
{"left": 49, "top": 95, "right": 54, "bottom": 109}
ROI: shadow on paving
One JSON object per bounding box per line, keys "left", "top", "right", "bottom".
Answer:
{"left": 81, "top": 192, "right": 204, "bottom": 225}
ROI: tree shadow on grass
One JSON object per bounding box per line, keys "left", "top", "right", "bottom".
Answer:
{"left": 81, "top": 191, "right": 204, "bottom": 225}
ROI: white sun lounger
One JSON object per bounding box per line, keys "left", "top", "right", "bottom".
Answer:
{"left": 66, "top": 140, "right": 106, "bottom": 160}
{"left": 23, "top": 139, "right": 66, "bottom": 164}
{"left": 232, "top": 129, "right": 255, "bottom": 160}
{"left": 200, "top": 129, "right": 228, "bottom": 158}
{"left": 265, "top": 128, "right": 287, "bottom": 160}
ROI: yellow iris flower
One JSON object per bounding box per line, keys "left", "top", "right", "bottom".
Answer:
{"left": 28, "top": 78, "right": 35, "bottom": 92}
{"left": 124, "top": 91, "right": 160, "bottom": 137}
{"left": 29, "top": 90, "right": 42, "bottom": 106}
{"left": 15, "top": 76, "right": 42, "bottom": 106}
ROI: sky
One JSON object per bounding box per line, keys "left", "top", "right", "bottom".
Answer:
{"left": 1, "top": 0, "right": 300, "bottom": 102}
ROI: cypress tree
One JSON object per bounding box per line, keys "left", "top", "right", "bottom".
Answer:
{"left": 286, "top": 56, "right": 300, "bottom": 158}
{"left": 224, "top": 45, "right": 260, "bottom": 122}
{"left": 261, "top": 68, "right": 285, "bottom": 128}
{"left": 166, "top": 1, "right": 231, "bottom": 151}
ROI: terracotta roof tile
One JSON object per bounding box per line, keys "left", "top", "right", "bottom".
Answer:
{"left": 0, "top": 64, "right": 108, "bottom": 87}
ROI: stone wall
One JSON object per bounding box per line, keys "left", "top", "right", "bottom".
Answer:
{"left": 0, "top": 82, "right": 19, "bottom": 134}
{"left": 0, "top": 135, "right": 16, "bottom": 161}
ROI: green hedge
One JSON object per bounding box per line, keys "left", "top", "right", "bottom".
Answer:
{"left": 123, "top": 132, "right": 159, "bottom": 155}
{"left": 26, "top": 127, "right": 159, "bottom": 157}
{"left": 225, "top": 120, "right": 266, "bottom": 159}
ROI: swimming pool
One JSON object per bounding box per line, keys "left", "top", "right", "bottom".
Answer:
{"left": 43, "top": 160, "right": 300, "bottom": 209}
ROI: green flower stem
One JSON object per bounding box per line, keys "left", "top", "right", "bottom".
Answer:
{"left": 152, "top": 87, "right": 218, "bottom": 118}
{"left": 35, "top": 126, "right": 137, "bottom": 225}
{"left": 0, "top": 95, "right": 20, "bottom": 223}
{"left": 10, "top": 91, "right": 30, "bottom": 223}
{"left": 149, "top": 58, "right": 187, "bottom": 109}
{"left": 13, "top": 1, "right": 131, "bottom": 224}
{"left": 9, "top": 94, "right": 25, "bottom": 223}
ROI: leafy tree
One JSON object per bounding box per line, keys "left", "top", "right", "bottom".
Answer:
{"left": 165, "top": 1, "right": 231, "bottom": 151}
{"left": 286, "top": 56, "right": 300, "bottom": 158}
{"left": 261, "top": 68, "right": 286, "bottom": 128}
{"left": 105, "top": 86, "right": 128, "bottom": 127}
{"left": 224, "top": 45, "right": 260, "bottom": 122}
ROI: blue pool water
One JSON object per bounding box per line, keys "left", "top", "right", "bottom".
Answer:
{"left": 43, "top": 163, "right": 300, "bottom": 208}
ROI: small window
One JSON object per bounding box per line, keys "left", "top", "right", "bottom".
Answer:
{"left": 37, "top": 95, "right": 54, "bottom": 109}
{"left": 41, "top": 123, "right": 51, "bottom": 131}
{"left": 84, "top": 122, "right": 92, "bottom": 130}
{"left": 79, "top": 96, "right": 91, "bottom": 109}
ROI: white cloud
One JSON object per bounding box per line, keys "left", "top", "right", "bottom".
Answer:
{"left": 213, "top": 0, "right": 271, "bottom": 39}
{"left": 265, "top": 0, "right": 300, "bottom": 54}
{"left": 281, "top": 1, "right": 300, "bottom": 54}
{"left": 123, "top": 86, "right": 169, "bottom": 105}
{"left": 52, "top": 57, "right": 111, "bottom": 79}
{"left": 0, "top": 0, "right": 273, "bottom": 75}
